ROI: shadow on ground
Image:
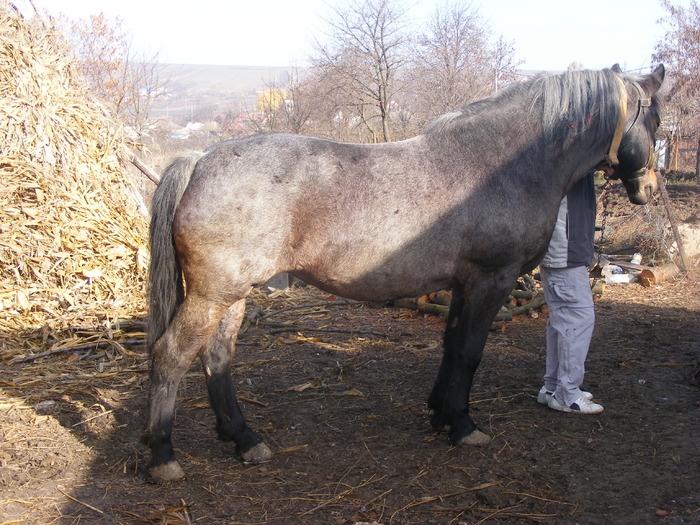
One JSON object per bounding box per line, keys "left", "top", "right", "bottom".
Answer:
{"left": 1, "top": 278, "right": 698, "bottom": 524}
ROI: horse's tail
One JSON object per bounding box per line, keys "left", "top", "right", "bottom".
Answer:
{"left": 147, "top": 152, "right": 204, "bottom": 350}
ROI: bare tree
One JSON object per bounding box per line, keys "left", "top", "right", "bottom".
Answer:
{"left": 292, "top": 68, "right": 367, "bottom": 141}
{"left": 408, "top": 1, "right": 520, "bottom": 128}
{"left": 69, "top": 13, "right": 128, "bottom": 113}
{"left": 490, "top": 35, "right": 521, "bottom": 89}
{"left": 413, "top": 1, "right": 491, "bottom": 113}
{"left": 310, "top": 0, "right": 410, "bottom": 142}
{"left": 244, "top": 69, "right": 315, "bottom": 136}
{"left": 123, "top": 53, "right": 170, "bottom": 144}
{"left": 63, "top": 12, "right": 169, "bottom": 146}
{"left": 271, "top": 68, "right": 311, "bottom": 135}
{"left": 245, "top": 86, "right": 287, "bottom": 133}
{"left": 654, "top": 0, "right": 700, "bottom": 175}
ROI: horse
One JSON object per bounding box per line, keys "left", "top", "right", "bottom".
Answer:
{"left": 145, "top": 64, "right": 665, "bottom": 482}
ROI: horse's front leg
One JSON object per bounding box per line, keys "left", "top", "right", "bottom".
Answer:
{"left": 428, "top": 287, "right": 465, "bottom": 430}
{"left": 428, "top": 281, "right": 513, "bottom": 446}
{"left": 201, "top": 300, "right": 273, "bottom": 464}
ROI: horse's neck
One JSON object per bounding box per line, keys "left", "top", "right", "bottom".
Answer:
{"left": 428, "top": 93, "right": 611, "bottom": 202}
{"left": 545, "top": 124, "right": 611, "bottom": 200}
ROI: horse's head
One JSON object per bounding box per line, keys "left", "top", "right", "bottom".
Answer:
{"left": 601, "top": 64, "right": 665, "bottom": 205}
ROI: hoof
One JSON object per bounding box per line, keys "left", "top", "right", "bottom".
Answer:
{"left": 147, "top": 461, "right": 185, "bottom": 483}
{"left": 457, "top": 429, "right": 491, "bottom": 446}
{"left": 241, "top": 442, "right": 273, "bottom": 464}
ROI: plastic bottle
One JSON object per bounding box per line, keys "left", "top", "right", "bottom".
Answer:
{"left": 605, "top": 273, "right": 637, "bottom": 284}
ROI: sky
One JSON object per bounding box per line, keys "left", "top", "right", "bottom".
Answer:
{"left": 16, "top": 0, "right": 684, "bottom": 73}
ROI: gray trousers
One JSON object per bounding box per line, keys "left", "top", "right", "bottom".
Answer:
{"left": 540, "top": 265, "right": 595, "bottom": 407}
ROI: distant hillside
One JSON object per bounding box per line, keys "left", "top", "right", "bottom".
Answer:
{"left": 159, "top": 64, "right": 296, "bottom": 94}
{"left": 150, "top": 64, "right": 298, "bottom": 125}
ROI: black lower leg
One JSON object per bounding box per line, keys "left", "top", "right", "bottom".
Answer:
{"left": 201, "top": 300, "right": 263, "bottom": 456}
{"left": 147, "top": 377, "right": 182, "bottom": 469}
{"left": 428, "top": 281, "right": 511, "bottom": 442}
{"left": 428, "top": 291, "right": 465, "bottom": 430}
{"left": 148, "top": 422, "right": 177, "bottom": 467}
{"left": 206, "top": 370, "right": 262, "bottom": 454}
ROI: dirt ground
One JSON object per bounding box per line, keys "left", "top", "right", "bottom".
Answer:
{"left": 1, "top": 183, "right": 699, "bottom": 525}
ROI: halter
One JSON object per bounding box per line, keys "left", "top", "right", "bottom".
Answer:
{"left": 603, "top": 77, "right": 628, "bottom": 166}
{"left": 600, "top": 78, "right": 653, "bottom": 174}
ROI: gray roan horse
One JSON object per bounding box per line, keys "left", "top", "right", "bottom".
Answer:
{"left": 146, "top": 64, "right": 665, "bottom": 482}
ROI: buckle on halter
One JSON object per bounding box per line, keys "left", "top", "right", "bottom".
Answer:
{"left": 596, "top": 158, "right": 618, "bottom": 179}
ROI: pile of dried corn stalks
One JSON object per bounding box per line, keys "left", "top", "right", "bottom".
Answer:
{"left": 0, "top": 5, "right": 149, "bottom": 359}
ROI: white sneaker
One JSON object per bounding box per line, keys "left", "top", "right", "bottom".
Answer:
{"left": 537, "top": 387, "right": 593, "bottom": 405}
{"left": 548, "top": 394, "right": 604, "bottom": 414}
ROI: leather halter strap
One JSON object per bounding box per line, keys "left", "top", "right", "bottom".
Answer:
{"left": 602, "top": 78, "right": 652, "bottom": 167}
{"left": 627, "top": 81, "right": 652, "bottom": 132}
{"left": 603, "top": 77, "right": 628, "bottom": 166}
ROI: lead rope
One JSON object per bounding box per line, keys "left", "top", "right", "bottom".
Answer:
{"left": 596, "top": 177, "right": 614, "bottom": 267}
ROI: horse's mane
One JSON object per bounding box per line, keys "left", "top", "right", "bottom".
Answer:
{"left": 423, "top": 68, "right": 627, "bottom": 153}
{"left": 535, "top": 69, "right": 624, "bottom": 148}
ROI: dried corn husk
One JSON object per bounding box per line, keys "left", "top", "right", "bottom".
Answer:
{"left": 0, "top": 6, "right": 148, "bottom": 354}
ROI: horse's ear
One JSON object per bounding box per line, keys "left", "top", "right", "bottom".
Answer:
{"left": 640, "top": 64, "right": 665, "bottom": 96}
{"left": 611, "top": 63, "right": 623, "bottom": 74}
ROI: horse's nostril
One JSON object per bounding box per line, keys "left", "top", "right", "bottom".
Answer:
{"left": 646, "top": 183, "right": 655, "bottom": 200}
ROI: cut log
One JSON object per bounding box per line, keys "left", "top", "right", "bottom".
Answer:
{"left": 417, "top": 301, "right": 449, "bottom": 319}
{"left": 431, "top": 290, "right": 452, "bottom": 306}
{"left": 392, "top": 283, "right": 545, "bottom": 324}
{"left": 511, "top": 290, "right": 534, "bottom": 300}
{"left": 393, "top": 298, "right": 449, "bottom": 319}
{"left": 494, "top": 312, "right": 513, "bottom": 322}
{"left": 638, "top": 263, "right": 680, "bottom": 287}
{"left": 507, "top": 296, "right": 545, "bottom": 317}
{"left": 591, "top": 281, "right": 605, "bottom": 295}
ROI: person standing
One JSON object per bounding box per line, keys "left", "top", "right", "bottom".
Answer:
{"left": 537, "top": 172, "right": 604, "bottom": 414}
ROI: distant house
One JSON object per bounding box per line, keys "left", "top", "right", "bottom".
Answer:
{"left": 170, "top": 121, "right": 205, "bottom": 139}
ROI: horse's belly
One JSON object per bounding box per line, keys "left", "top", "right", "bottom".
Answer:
{"left": 291, "top": 240, "right": 457, "bottom": 301}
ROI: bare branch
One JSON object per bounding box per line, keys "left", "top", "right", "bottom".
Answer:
{"left": 309, "top": 0, "right": 410, "bottom": 142}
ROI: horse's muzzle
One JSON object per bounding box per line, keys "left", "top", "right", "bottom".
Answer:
{"left": 622, "top": 168, "right": 657, "bottom": 205}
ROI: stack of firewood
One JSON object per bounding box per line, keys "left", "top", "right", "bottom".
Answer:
{"left": 392, "top": 275, "right": 546, "bottom": 331}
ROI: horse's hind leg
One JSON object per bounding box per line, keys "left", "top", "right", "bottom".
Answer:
{"left": 147, "top": 295, "right": 231, "bottom": 482}
{"left": 201, "top": 300, "right": 273, "bottom": 464}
